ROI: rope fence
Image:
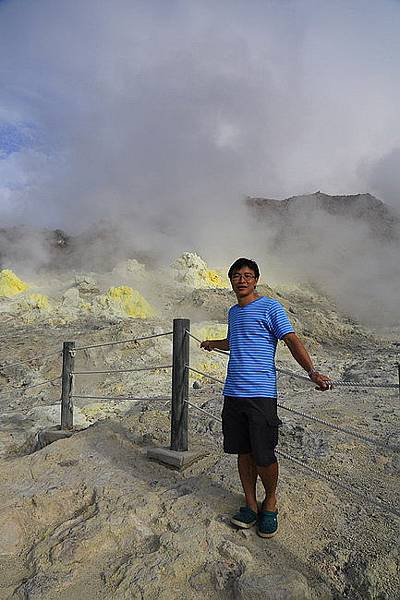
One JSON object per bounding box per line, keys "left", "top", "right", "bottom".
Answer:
{"left": 0, "top": 375, "right": 62, "bottom": 399}
{"left": 0, "top": 350, "right": 62, "bottom": 370}
{"left": 184, "top": 324, "right": 399, "bottom": 519}
{"left": 71, "top": 394, "right": 171, "bottom": 402}
{"left": 184, "top": 397, "right": 400, "bottom": 519}
{"left": 0, "top": 317, "right": 398, "bottom": 520}
{"left": 184, "top": 366, "right": 399, "bottom": 452}
{"left": 74, "top": 331, "right": 173, "bottom": 352}
{"left": 278, "top": 367, "right": 399, "bottom": 389}
{"left": 71, "top": 365, "right": 172, "bottom": 375}
{"left": 186, "top": 329, "right": 399, "bottom": 389}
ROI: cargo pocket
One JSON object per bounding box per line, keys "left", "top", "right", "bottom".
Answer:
{"left": 265, "top": 416, "right": 281, "bottom": 448}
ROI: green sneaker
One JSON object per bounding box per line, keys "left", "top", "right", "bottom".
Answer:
{"left": 230, "top": 506, "right": 258, "bottom": 529}
{"left": 257, "top": 510, "right": 279, "bottom": 538}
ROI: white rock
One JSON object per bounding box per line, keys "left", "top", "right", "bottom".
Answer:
{"left": 61, "top": 287, "right": 81, "bottom": 308}
{"left": 234, "top": 570, "right": 314, "bottom": 600}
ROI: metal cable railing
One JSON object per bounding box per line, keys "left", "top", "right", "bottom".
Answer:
{"left": 187, "top": 329, "right": 399, "bottom": 389}
{"left": 74, "top": 331, "right": 173, "bottom": 352}
{"left": 0, "top": 350, "right": 62, "bottom": 370}
{"left": 277, "top": 367, "right": 399, "bottom": 389}
{"left": 71, "top": 394, "right": 171, "bottom": 402}
{"left": 0, "top": 375, "right": 62, "bottom": 399}
{"left": 184, "top": 329, "right": 400, "bottom": 517}
{"left": 2, "top": 317, "right": 398, "bottom": 521}
{"left": 184, "top": 365, "right": 399, "bottom": 453}
{"left": 57, "top": 328, "right": 175, "bottom": 428}
{"left": 72, "top": 365, "right": 172, "bottom": 375}
{"left": 185, "top": 398, "right": 400, "bottom": 519}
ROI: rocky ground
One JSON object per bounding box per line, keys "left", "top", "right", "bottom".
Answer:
{"left": 0, "top": 259, "right": 399, "bottom": 600}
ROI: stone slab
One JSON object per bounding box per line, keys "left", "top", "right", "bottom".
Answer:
{"left": 147, "top": 446, "right": 207, "bottom": 470}
{"left": 37, "top": 428, "right": 74, "bottom": 449}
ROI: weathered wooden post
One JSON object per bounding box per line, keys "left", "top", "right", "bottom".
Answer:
{"left": 398, "top": 363, "right": 400, "bottom": 399}
{"left": 170, "top": 318, "right": 190, "bottom": 451}
{"left": 148, "top": 317, "right": 205, "bottom": 467}
{"left": 61, "top": 341, "right": 75, "bottom": 430}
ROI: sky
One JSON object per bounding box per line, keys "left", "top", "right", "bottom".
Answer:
{"left": 1, "top": 0, "right": 400, "bottom": 229}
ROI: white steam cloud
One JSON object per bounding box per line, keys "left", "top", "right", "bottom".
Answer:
{"left": 0, "top": 0, "right": 400, "bottom": 324}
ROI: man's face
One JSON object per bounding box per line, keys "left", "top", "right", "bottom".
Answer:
{"left": 230, "top": 266, "right": 258, "bottom": 300}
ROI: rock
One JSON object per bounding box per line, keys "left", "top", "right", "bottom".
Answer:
{"left": 212, "top": 559, "right": 244, "bottom": 591}
{"left": 0, "top": 269, "right": 30, "bottom": 297}
{"left": 0, "top": 406, "right": 90, "bottom": 456}
{"left": 61, "top": 287, "right": 81, "bottom": 308}
{"left": 111, "top": 258, "right": 146, "bottom": 279}
{"left": 234, "top": 570, "right": 313, "bottom": 600}
{"left": 189, "top": 566, "right": 213, "bottom": 591}
{"left": 171, "top": 252, "right": 228, "bottom": 289}
{"left": 219, "top": 539, "right": 253, "bottom": 567}
{"left": 74, "top": 274, "right": 99, "bottom": 294}
{"left": 343, "top": 551, "right": 399, "bottom": 600}
{"left": 0, "top": 510, "right": 25, "bottom": 555}
{"left": 28, "top": 405, "right": 90, "bottom": 429}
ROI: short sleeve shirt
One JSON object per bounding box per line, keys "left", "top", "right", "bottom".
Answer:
{"left": 223, "top": 296, "right": 294, "bottom": 398}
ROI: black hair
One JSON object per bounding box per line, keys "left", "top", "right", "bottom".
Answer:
{"left": 228, "top": 258, "right": 260, "bottom": 280}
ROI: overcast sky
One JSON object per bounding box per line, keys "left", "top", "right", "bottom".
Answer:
{"left": 1, "top": 0, "right": 400, "bottom": 236}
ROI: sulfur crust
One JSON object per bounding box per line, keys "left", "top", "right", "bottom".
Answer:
{"left": 202, "top": 269, "right": 228, "bottom": 288}
{"left": 0, "top": 269, "right": 30, "bottom": 297}
{"left": 103, "top": 286, "right": 154, "bottom": 318}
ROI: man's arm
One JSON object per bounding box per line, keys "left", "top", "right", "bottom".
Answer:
{"left": 200, "top": 339, "right": 229, "bottom": 352}
{"left": 282, "top": 332, "right": 332, "bottom": 391}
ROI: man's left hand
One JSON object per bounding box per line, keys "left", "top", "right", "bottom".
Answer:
{"left": 309, "top": 371, "right": 333, "bottom": 391}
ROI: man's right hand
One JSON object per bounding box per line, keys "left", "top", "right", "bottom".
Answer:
{"left": 200, "top": 340, "right": 214, "bottom": 351}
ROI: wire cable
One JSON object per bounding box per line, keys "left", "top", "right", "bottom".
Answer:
{"left": 185, "top": 330, "right": 229, "bottom": 356}
{"left": 184, "top": 399, "right": 400, "bottom": 519}
{"left": 277, "top": 402, "right": 399, "bottom": 452}
{"left": 72, "top": 364, "right": 172, "bottom": 375}
{"left": 74, "top": 331, "right": 173, "bottom": 351}
{"left": 71, "top": 394, "right": 171, "bottom": 402}
{"left": 0, "top": 350, "right": 62, "bottom": 370}
{"left": 0, "top": 375, "right": 61, "bottom": 397}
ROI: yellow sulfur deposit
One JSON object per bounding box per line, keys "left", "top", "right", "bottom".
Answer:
{"left": 193, "top": 323, "right": 228, "bottom": 342}
{"left": 79, "top": 300, "right": 92, "bottom": 312}
{"left": 192, "top": 360, "right": 224, "bottom": 378}
{"left": 80, "top": 403, "right": 116, "bottom": 421}
{"left": 0, "top": 269, "right": 29, "bottom": 297}
{"left": 202, "top": 269, "right": 228, "bottom": 288}
{"left": 172, "top": 253, "right": 229, "bottom": 288}
{"left": 104, "top": 286, "right": 154, "bottom": 318}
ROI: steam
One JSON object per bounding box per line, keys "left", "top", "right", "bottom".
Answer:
{"left": 251, "top": 201, "right": 400, "bottom": 327}
{"left": 0, "top": 0, "right": 400, "bottom": 324}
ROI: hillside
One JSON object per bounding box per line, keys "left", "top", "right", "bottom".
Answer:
{"left": 246, "top": 192, "right": 400, "bottom": 241}
{"left": 0, "top": 254, "right": 399, "bottom": 599}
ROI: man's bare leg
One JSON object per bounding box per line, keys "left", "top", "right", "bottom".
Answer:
{"left": 237, "top": 453, "right": 258, "bottom": 513}
{"left": 257, "top": 461, "right": 278, "bottom": 511}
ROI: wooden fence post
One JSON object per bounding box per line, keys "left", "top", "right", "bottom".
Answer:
{"left": 170, "top": 319, "right": 190, "bottom": 451}
{"left": 398, "top": 363, "right": 400, "bottom": 399}
{"left": 61, "top": 341, "right": 75, "bottom": 430}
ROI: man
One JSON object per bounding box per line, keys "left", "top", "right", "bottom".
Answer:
{"left": 200, "top": 257, "right": 331, "bottom": 538}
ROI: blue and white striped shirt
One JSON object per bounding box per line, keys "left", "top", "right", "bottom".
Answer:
{"left": 223, "top": 296, "right": 294, "bottom": 398}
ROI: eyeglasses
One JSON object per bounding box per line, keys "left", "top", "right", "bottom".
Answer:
{"left": 231, "top": 273, "right": 256, "bottom": 282}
